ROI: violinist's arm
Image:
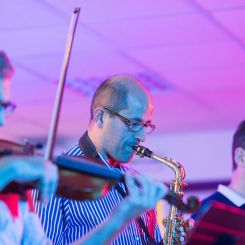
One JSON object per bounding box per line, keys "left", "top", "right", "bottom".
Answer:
{"left": 72, "top": 175, "right": 167, "bottom": 245}
{"left": 0, "top": 156, "right": 58, "bottom": 200}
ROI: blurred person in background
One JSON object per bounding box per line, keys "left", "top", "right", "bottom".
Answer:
{"left": 192, "top": 120, "right": 245, "bottom": 222}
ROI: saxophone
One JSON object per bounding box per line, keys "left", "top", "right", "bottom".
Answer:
{"left": 134, "top": 145, "right": 186, "bottom": 245}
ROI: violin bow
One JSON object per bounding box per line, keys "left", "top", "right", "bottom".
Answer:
{"left": 44, "top": 8, "right": 80, "bottom": 162}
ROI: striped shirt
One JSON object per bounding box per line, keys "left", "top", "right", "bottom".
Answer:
{"left": 34, "top": 133, "right": 162, "bottom": 245}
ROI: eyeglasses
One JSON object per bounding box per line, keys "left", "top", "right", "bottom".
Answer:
{"left": 104, "top": 107, "right": 155, "bottom": 134}
{"left": 0, "top": 101, "right": 16, "bottom": 117}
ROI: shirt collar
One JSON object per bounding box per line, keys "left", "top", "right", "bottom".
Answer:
{"left": 218, "top": 184, "right": 245, "bottom": 207}
{"left": 79, "top": 132, "right": 100, "bottom": 160}
{"left": 78, "top": 132, "right": 120, "bottom": 170}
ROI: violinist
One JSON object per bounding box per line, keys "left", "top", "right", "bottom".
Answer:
{"left": 0, "top": 51, "right": 58, "bottom": 244}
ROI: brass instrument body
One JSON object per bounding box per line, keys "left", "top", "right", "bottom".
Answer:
{"left": 134, "top": 146, "right": 186, "bottom": 245}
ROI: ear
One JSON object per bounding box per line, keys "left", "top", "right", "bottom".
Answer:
{"left": 234, "top": 147, "right": 245, "bottom": 168}
{"left": 93, "top": 108, "right": 104, "bottom": 128}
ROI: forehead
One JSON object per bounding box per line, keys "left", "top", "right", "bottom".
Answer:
{"left": 120, "top": 93, "right": 153, "bottom": 119}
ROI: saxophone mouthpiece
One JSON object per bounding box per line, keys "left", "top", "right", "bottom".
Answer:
{"left": 133, "top": 145, "right": 153, "bottom": 158}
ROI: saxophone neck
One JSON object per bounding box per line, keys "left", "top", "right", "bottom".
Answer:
{"left": 152, "top": 153, "right": 186, "bottom": 181}
{"left": 133, "top": 145, "right": 186, "bottom": 180}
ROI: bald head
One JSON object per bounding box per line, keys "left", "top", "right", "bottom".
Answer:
{"left": 90, "top": 74, "right": 153, "bottom": 121}
{"left": 88, "top": 74, "right": 154, "bottom": 163}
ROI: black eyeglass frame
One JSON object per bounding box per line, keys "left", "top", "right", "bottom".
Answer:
{"left": 103, "top": 106, "right": 155, "bottom": 134}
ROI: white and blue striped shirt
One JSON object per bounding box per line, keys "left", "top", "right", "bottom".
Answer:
{"left": 34, "top": 133, "right": 162, "bottom": 245}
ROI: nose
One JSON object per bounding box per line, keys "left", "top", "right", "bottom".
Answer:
{"left": 135, "top": 127, "right": 146, "bottom": 142}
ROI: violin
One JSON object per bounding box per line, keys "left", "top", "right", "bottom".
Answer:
{"left": 0, "top": 138, "right": 116, "bottom": 200}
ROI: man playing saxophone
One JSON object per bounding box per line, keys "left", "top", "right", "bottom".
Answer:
{"left": 35, "top": 74, "right": 186, "bottom": 244}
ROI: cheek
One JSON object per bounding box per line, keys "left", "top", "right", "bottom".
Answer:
{"left": 104, "top": 121, "right": 128, "bottom": 148}
{"left": 110, "top": 128, "right": 125, "bottom": 147}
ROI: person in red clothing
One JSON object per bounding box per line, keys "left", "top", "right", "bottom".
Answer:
{"left": 0, "top": 51, "right": 58, "bottom": 244}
